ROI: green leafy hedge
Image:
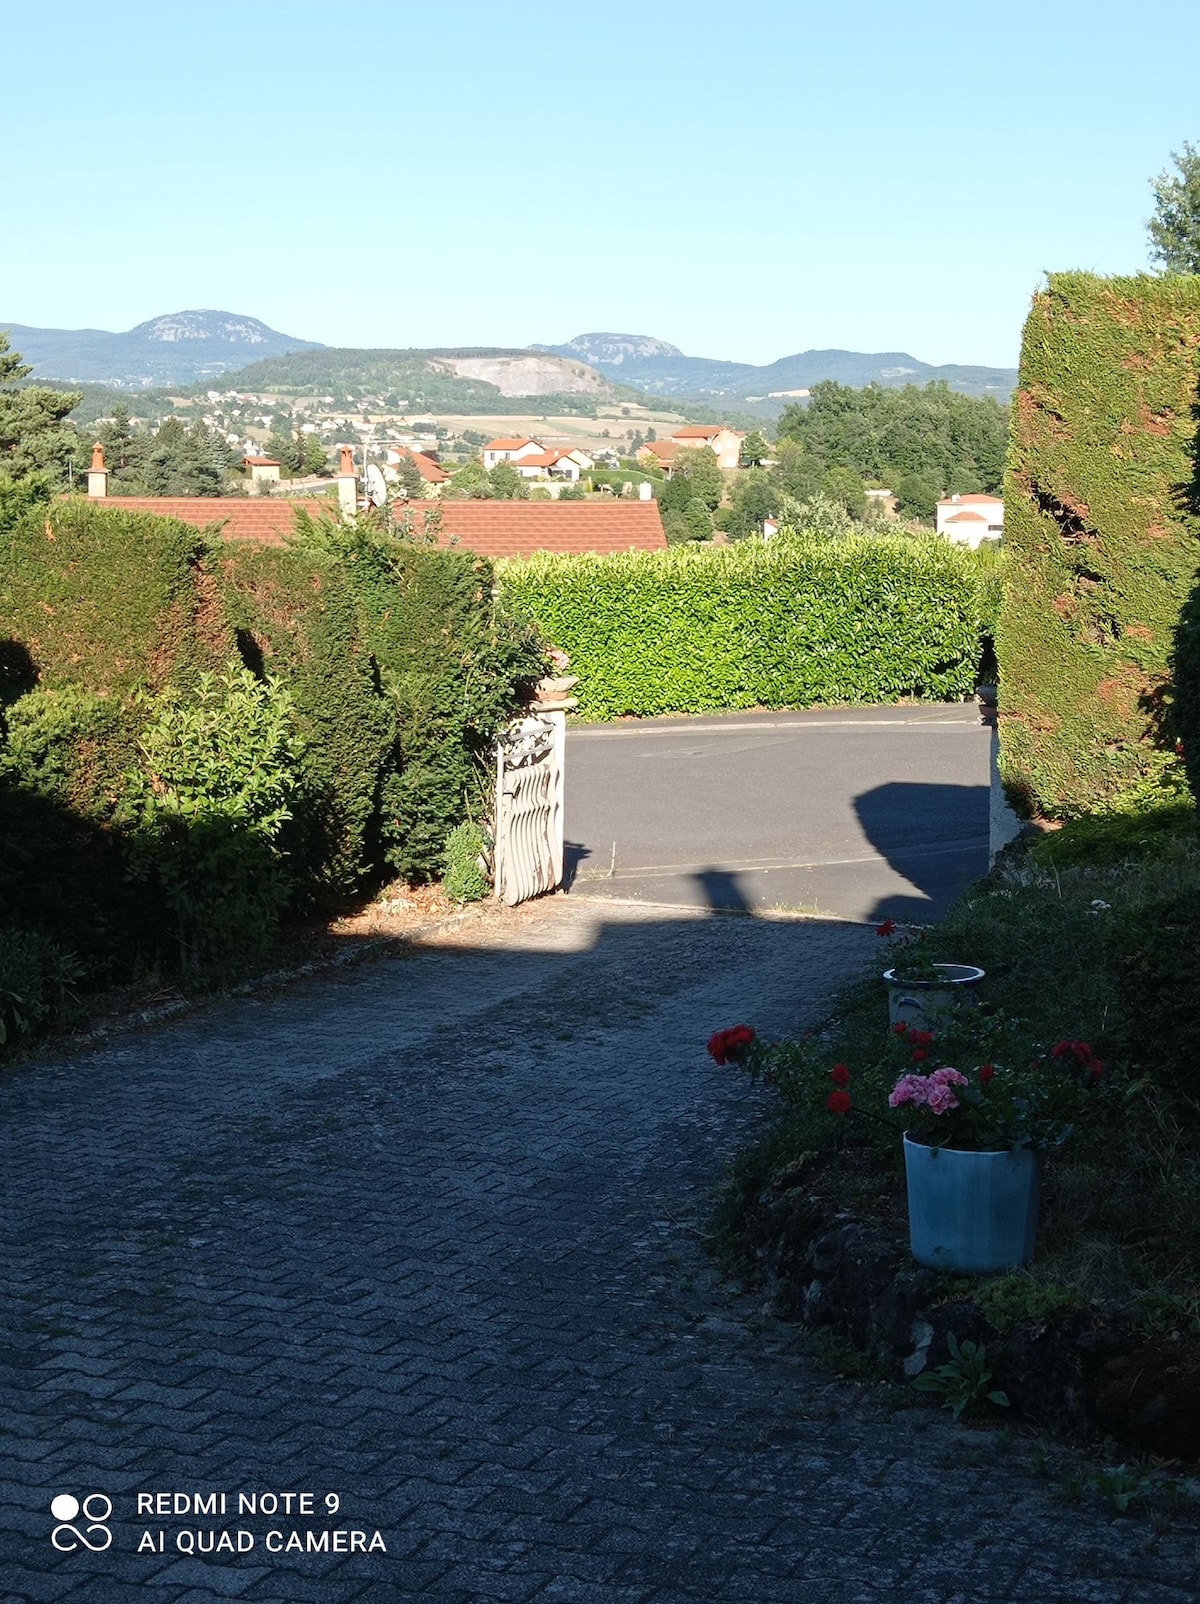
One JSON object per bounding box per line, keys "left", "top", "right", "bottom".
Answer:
{"left": 499, "top": 535, "right": 998, "bottom": 719}
{"left": 1000, "top": 272, "right": 1200, "bottom": 818}
{"left": 0, "top": 500, "right": 539, "bottom": 1004}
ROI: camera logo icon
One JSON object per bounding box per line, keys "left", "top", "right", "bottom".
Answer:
{"left": 51, "top": 1493, "right": 113, "bottom": 1552}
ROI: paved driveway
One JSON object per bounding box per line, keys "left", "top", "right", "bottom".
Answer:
{"left": 2, "top": 899, "right": 1197, "bottom": 1603}
{"left": 565, "top": 707, "right": 992, "bottom": 922}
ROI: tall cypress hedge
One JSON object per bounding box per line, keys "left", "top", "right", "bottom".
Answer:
{"left": 499, "top": 535, "right": 998, "bottom": 720}
{"left": 999, "top": 272, "right": 1200, "bottom": 818}
{"left": 0, "top": 500, "right": 539, "bottom": 990}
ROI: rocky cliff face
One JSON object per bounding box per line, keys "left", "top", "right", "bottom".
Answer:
{"left": 439, "top": 353, "right": 612, "bottom": 397}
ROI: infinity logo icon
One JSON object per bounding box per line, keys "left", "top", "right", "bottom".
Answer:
{"left": 51, "top": 1493, "right": 113, "bottom": 1552}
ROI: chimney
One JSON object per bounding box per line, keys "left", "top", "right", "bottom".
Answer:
{"left": 336, "top": 445, "right": 358, "bottom": 516}
{"left": 638, "top": 480, "right": 653, "bottom": 500}
{"left": 87, "top": 442, "right": 108, "bottom": 498}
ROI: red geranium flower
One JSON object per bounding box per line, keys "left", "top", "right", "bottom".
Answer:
{"left": 1051, "top": 1039, "right": 1094, "bottom": 1066}
{"left": 707, "top": 1025, "right": 756, "bottom": 1065}
{"left": 908, "top": 1029, "right": 934, "bottom": 1047}
{"left": 979, "top": 1063, "right": 995, "bottom": 1085}
{"left": 826, "top": 1090, "right": 852, "bottom": 1115}
{"left": 876, "top": 920, "right": 897, "bottom": 937}
{"left": 830, "top": 1063, "right": 851, "bottom": 1086}
{"left": 911, "top": 1048, "right": 927, "bottom": 1063}
{"left": 892, "top": 1022, "right": 908, "bottom": 1036}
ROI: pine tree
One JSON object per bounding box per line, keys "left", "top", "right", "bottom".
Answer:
{"left": 0, "top": 332, "right": 82, "bottom": 483}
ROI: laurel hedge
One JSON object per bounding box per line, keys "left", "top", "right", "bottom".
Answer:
{"left": 499, "top": 535, "right": 999, "bottom": 719}
{"left": 999, "top": 272, "right": 1200, "bottom": 818}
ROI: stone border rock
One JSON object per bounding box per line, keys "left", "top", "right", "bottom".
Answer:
{"left": 743, "top": 1181, "right": 1200, "bottom": 1464}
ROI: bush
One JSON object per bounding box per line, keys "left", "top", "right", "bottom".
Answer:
{"left": 123, "top": 664, "right": 303, "bottom": 975}
{"left": 0, "top": 927, "right": 81, "bottom": 1049}
{"left": 442, "top": 821, "right": 490, "bottom": 903}
{"left": 499, "top": 535, "right": 998, "bottom": 719}
{"left": 216, "top": 538, "right": 395, "bottom": 903}
{"left": 287, "top": 510, "right": 542, "bottom": 884}
{"left": 0, "top": 498, "right": 218, "bottom": 696}
{"left": 0, "top": 686, "right": 153, "bottom": 975}
{"left": 1000, "top": 272, "right": 1200, "bottom": 819}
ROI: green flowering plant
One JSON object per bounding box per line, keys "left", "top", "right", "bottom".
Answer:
{"left": 708, "top": 1021, "right": 1108, "bottom": 1153}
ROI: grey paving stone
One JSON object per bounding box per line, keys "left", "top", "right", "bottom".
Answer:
{"left": 3, "top": 898, "right": 1199, "bottom": 1604}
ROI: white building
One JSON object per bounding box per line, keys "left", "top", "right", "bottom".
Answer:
{"left": 936, "top": 492, "right": 1003, "bottom": 547}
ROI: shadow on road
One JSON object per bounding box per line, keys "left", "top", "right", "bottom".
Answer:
{"left": 853, "top": 780, "right": 990, "bottom": 925}
{"left": 692, "top": 867, "right": 753, "bottom": 913}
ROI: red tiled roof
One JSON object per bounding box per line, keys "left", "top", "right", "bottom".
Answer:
{"left": 639, "top": 441, "right": 679, "bottom": 461}
{"left": 77, "top": 493, "right": 667, "bottom": 558}
{"left": 484, "top": 437, "right": 537, "bottom": 451}
{"left": 943, "top": 510, "right": 988, "bottom": 523}
{"left": 243, "top": 455, "right": 281, "bottom": 467}
{"left": 938, "top": 493, "right": 1003, "bottom": 505}
{"left": 88, "top": 495, "right": 336, "bottom": 545}
{"left": 389, "top": 447, "right": 450, "bottom": 483}
{"left": 405, "top": 499, "right": 667, "bottom": 558}
{"left": 512, "top": 449, "right": 568, "bottom": 469}
{"left": 673, "top": 425, "right": 724, "bottom": 439}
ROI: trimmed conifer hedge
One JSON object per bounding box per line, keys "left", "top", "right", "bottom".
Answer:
{"left": 999, "top": 272, "right": 1200, "bottom": 818}
{"left": 499, "top": 535, "right": 998, "bottom": 720}
{"left": 0, "top": 500, "right": 538, "bottom": 992}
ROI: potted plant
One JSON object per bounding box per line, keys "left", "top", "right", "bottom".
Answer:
{"left": 708, "top": 1025, "right": 1106, "bottom": 1274}
{"left": 875, "top": 920, "right": 984, "bottom": 1030}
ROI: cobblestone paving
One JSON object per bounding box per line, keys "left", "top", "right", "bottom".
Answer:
{"left": 2, "top": 898, "right": 1198, "bottom": 1604}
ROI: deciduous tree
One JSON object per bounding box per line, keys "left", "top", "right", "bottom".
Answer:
{"left": 1148, "top": 142, "right": 1200, "bottom": 274}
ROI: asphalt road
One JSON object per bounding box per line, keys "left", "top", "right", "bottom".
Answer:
{"left": 564, "top": 705, "right": 993, "bottom": 922}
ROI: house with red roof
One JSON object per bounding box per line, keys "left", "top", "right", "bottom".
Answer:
{"left": 669, "top": 423, "right": 745, "bottom": 470}
{"left": 383, "top": 445, "right": 450, "bottom": 488}
{"left": 481, "top": 437, "right": 594, "bottom": 482}
{"left": 79, "top": 444, "right": 665, "bottom": 558}
{"left": 636, "top": 440, "right": 681, "bottom": 476}
{"left": 935, "top": 492, "right": 1004, "bottom": 547}
{"left": 407, "top": 499, "right": 666, "bottom": 558}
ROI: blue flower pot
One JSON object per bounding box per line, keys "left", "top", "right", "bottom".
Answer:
{"left": 903, "top": 1135, "right": 1041, "bottom": 1272}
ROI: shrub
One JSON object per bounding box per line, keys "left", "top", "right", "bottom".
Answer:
{"left": 123, "top": 664, "right": 304, "bottom": 975}
{"left": 0, "top": 498, "right": 219, "bottom": 696}
{"left": 0, "top": 686, "right": 153, "bottom": 974}
{"left": 216, "top": 539, "right": 395, "bottom": 903}
{"left": 1000, "top": 272, "right": 1200, "bottom": 818}
{"left": 287, "top": 510, "right": 542, "bottom": 883}
{"left": 442, "top": 821, "right": 490, "bottom": 903}
{"left": 499, "top": 535, "right": 997, "bottom": 719}
{"left": 0, "top": 927, "right": 81, "bottom": 1049}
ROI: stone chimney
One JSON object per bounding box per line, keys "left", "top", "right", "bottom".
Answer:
{"left": 87, "top": 442, "right": 108, "bottom": 498}
{"left": 336, "top": 445, "right": 358, "bottom": 516}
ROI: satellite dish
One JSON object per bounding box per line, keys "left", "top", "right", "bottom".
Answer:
{"left": 365, "top": 463, "right": 388, "bottom": 507}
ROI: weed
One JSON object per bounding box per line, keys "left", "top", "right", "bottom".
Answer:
{"left": 911, "top": 1332, "right": 1010, "bottom": 1422}
{"left": 1087, "top": 1464, "right": 1153, "bottom": 1514}
{"left": 975, "top": 1273, "right": 1085, "bottom": 1334}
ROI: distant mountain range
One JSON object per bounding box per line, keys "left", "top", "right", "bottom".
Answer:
{"left": 0, "top": 310, "right": 1017, "bottom": 405}
{"left": 533, "top": 333, "right": 1016, "bottom": 402}
{"left": 1, "top": 311, "right": 324, "bottom": 388}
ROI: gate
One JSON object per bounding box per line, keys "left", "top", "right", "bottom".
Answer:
{"left": 493, "top": 706, "right": 568, "bottom": 905}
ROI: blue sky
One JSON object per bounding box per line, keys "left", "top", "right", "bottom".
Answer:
{"left": 6, "top": 0, "right": 1200, "bottom": 368}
